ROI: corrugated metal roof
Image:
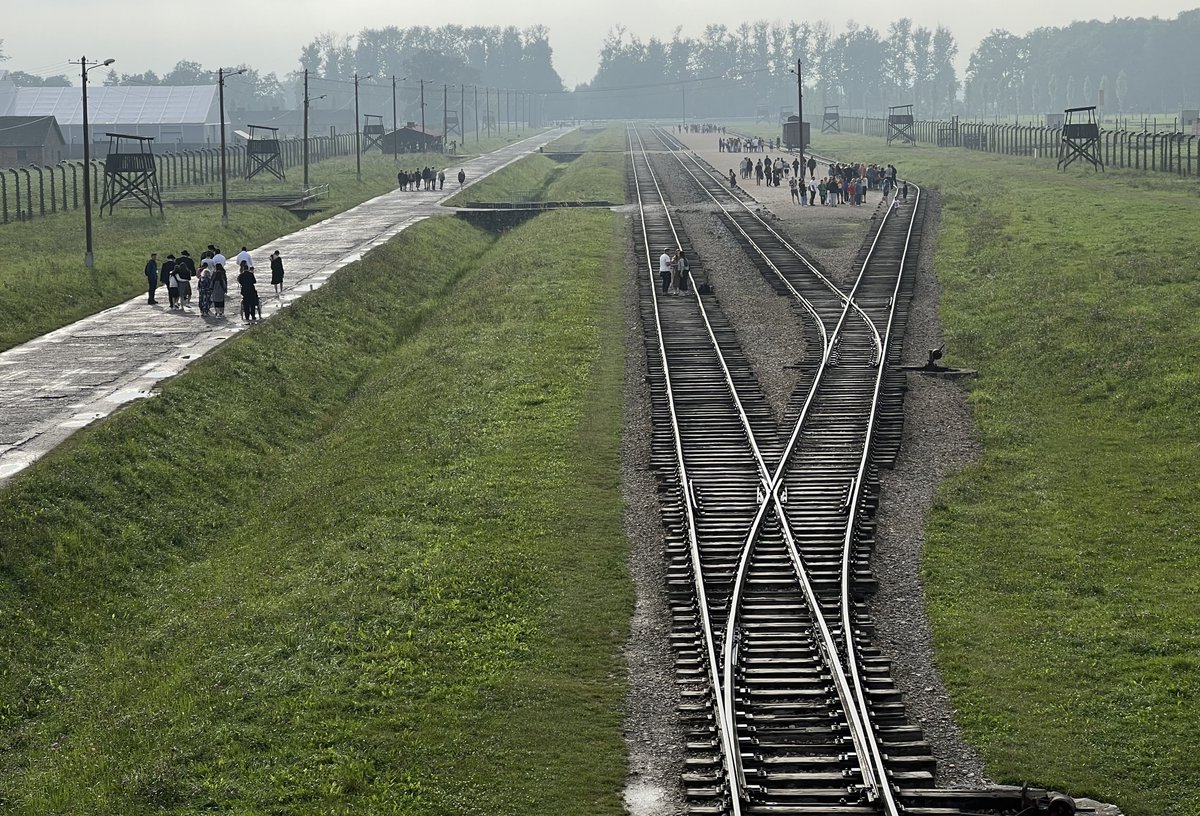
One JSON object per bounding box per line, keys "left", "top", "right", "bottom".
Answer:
{"left": 4, "top": 86, "right": 219, "bottom": 126}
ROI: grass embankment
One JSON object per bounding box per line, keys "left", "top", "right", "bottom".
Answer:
{"left": 818, "top": 134, "right": 1200, "bottom": 816}
{"left": 0, "top": 210, "right": 630, "bottom": 815}
{"left": 0, "top": 134, "right": 532, "bottom": 354}
{"left": 447, "top": 125, "right": 626, "bottom": 205}
{"left": 541, "top": 126, "right": 629, "bottom": 153}
{"left": 452, "top": 129, "right": 549, "bottom": 159}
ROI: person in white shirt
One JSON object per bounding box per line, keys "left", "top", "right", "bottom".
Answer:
{"left": 235, "top": 247, "right": 253, "bottom": 268}
{"left": 658, "top": 249, "right": 673, "bottom": 295}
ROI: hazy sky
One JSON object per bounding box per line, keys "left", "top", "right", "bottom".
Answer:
{"left": 5, "top": 1, "right": 1197, "bottom": 87}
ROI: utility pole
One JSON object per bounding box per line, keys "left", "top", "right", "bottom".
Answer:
{"left": 392, "top": 75, "right": 398, "bottom": 162}
{"left": 795, "top": 59, "right": 805, "bottom": 171}
{"left": 443, "top": 83, "right": 448, "bottom": 150}
{"left": 486, "top": 87, "right": 492, "bottom": 137}
{"left": 474, "top": 85, "right": 479, "bottom": 142}
{"left": 219, "top": 68, "right": 229, "bottom": 223}
{"left": 75, "top": 55, "right": 114, "bottom": 269}
{"left": 353, "top": 72, "right": 372, "bottom": 181}
{"left": 420, "top": 79, "right": 427, "bottom": 151}
{"left": 81, "top": 56, "right": 94, "bottom": 267}
{"left": 303, "top": 70, "right": 309, "bottom": 189}
{"left": 217, "top": 66, "right": 245, "bottom": 225}
{"left": 460, "top": 83, "right": 465, "bottom": 147}
{"left": 506, "top": 89, "right": 511, "bottom": 134}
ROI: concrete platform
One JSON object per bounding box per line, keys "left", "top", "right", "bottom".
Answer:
{"left": 0, "top": 128, "right": 573, "bottom": 488}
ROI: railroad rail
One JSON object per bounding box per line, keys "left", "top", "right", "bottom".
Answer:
{"left": 629, "top": 124, "right": 1077, "bottom": 816}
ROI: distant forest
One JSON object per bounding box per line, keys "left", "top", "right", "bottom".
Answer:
{"left": 963, "top": 10, "right": 1200, "bottom": 117}
{"left": 578, "top": 19, "right": 957, "bottom": 120}
{"left": 575, "top": 11, "right": 1200, "bottom": 120}
{"left": 2, "top": 11, "right": 1196, "bottom": 120}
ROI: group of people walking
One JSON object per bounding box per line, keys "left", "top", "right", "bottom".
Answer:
{"left": 397, "top": 167, "right": 466, "bottom": 192}
{"left": 719, "top": 136, "right": 777, "bottom": 153}
{"left": 657, "top": 247, "right": 692, "bottom": 296}
{"left": 722, "top": 150, "right": 907, "bottom": 207}
{"left": 143, "top": 245, "right": 286, "bottom": 322}
{"left": 738, "top": 154, "right": 817, "bottom": 186}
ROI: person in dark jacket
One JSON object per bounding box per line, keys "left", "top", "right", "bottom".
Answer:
{"left": 237, "top": 261, "right": 261, "bottom": 321}
{"left": 144, "top": 253, "right": 159, "bottom": 304}
{"left": 269, "top": 251, "right": 285, "bottom": 296}
{"left": 162, "top": 254, "right": 179, "bottom": 309}
{"left": 177, "top": 250, "right": 196, "bottom": 304}
{"left": 211, "top": 264, "right": 228, "bottom": 318}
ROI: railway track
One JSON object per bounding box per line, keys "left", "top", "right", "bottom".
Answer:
{"left": 629, "top": 124, "right": 1077, "bottom": 816}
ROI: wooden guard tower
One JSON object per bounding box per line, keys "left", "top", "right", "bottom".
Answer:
{"left": 1058, "top": 106, "right": 1104, "bottom": 172}
{"left": 444, "top": 110, "right": 461, "bottom": 139}
{"left": 822, "top": 105, "right": 841, "bottom": 133}
{"left": 246, "top": 125, "right": 285, "bottom": 181}
{"left": 755, "top": 105, "right": 771, "bottom": 124}
{"left": 362, "top": 115, "right": 385, "bottom": 151}
{"left": 887, "top": 105, "right": 915, "bottom": 145}
{"left": 100, "top": 133, "right": 162, "bottom": 216}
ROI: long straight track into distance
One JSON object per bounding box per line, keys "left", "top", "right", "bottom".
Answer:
{"left": 629, "top": 124, "right": 1076, "bottom": 816}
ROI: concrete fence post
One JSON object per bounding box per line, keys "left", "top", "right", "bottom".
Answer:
{"left": 29, "top": 165, "right": 45, "bottom": 216}
{"left": 55, "top": 163, "right": 67, "bottom": 211}
{"left": 45, "top": 165, "right": 57, "bottom": 213}
{"left": 19, "top": 168, "right": 33, "bottom": 220}
{"left": 68, "top": 162, "right": 79, "bottom": 209}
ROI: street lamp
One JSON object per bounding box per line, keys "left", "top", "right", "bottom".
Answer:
{"left": 789, "top": 59, "right": 805, "bottom": 172}
{"left": 353, "top": 72, "right": 373, "bottom": 181}
{"left": 217, "top": 66, "right": 247, "bottom": 225}
{"left": 302, "top": 69, "right": 326, "bottom": 190}
{"left": 73, "top": 56, "right": 114, "bottom": 269}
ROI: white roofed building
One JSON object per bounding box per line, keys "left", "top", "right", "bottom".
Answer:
{"left": 0, "top": 73, "right": 222, "bottom": 156}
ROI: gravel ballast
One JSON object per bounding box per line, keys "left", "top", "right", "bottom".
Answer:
{"left": 621, "top": 135, "right": 1003, "bottom": 807}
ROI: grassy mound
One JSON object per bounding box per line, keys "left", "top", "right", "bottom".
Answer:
{"left": 818, "top": 133, "right": 1200, "bottom": 816}
{"left": 0, "top": 210, "right": 629, "bottom": 815}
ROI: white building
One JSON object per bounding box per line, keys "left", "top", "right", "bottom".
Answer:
{"left": 0, "top": 71, "right": 221, "bottom": 156}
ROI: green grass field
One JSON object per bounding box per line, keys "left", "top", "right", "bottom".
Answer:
{"left": 0, "top": 209, "right": 629, "bottom": 814}
{"left": 446, "top": 125, "right": 626, "bottom": 205}
{"left": 816, "top": 134, "right": 1200, "bottom": 816}
{"left": 0, "top": 134, "right": 536, "bottom": 354}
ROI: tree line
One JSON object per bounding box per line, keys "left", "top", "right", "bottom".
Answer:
{"left": 576, "top": 19, "right": 959, "bottom": 121}
{"left": 964, "top": 10, "right": 1200, "bottom": 118}
{"left": 4, "top": 12, "right": 1198, "bottom": 122}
